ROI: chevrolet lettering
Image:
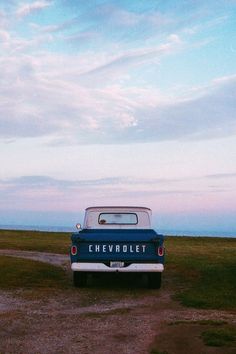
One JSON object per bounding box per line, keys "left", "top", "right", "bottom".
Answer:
{"left": 70, "top": 206, "right": 165, "bottom": 289}
{"left": 88, "top": 244, "right": 147, "bottom": 253}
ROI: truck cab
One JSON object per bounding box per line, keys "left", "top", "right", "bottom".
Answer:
{"left": 70, "top": 206, "right": 165, "bottom": 288}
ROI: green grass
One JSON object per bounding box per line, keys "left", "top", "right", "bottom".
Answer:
{"left": 0, "top": 255, "right": 69, "bottom": 290}
{"left": 157, "top": 319, "right": 236, "bottom": 351}
{"left": 1, "top": 230, "right": 236, "bottom": 310}
{"left": 201, "top": 327, "right": 236, "bottom": 347}
{"left": 150, "top": 320, "right": 236, "bottom": 354}
{"left": 165, "top": 236, "right": 236, "bottom": 309}
{"left": 0, "top": 229, "right": 70, "bottom": 254}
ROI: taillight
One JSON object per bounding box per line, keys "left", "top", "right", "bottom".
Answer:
{"left": 157, "top": 246, "right": 164, "bottom": 256}
{"left": 71, "top": 245, "right": 77, "bottom": 256}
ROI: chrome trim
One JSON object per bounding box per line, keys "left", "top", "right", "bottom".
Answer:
{"left": 71, "top": 262, "right": 164, "bottom": 272}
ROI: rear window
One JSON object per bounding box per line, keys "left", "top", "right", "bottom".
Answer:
{"left": 98, "top": 213, "right": 138, "bottom": 225}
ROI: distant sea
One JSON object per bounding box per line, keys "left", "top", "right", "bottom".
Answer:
{"left": 0, "top": 224, "right": 235, "bottom": 238}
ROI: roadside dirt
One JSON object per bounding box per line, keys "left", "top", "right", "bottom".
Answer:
{"left": 0, "top": 250, "right": 235, "bottom": 354}
{"left": 0, "top": 249, "right": 68, "bottom": 268}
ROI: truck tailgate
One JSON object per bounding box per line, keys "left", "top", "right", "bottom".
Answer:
{"left": 71, "top": 229, "right": 164, "bottom": 262}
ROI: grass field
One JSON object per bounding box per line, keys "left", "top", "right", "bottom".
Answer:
{"left": 164, "top": 236, "right": 236, "bottom": 309}
{"left": 0, "top": 255, "right": 69, "bottom": 290}
{"left": 0, "top": 230, "right": 235, "bottom": 310}
{"left": 0, "top": 229, "right": 70, "bottom": 253}
{"left": 0, "top": 230, "right": 235, "bottom": 353}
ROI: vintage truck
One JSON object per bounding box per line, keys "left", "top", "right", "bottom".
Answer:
{"left": 70, "top": 206, "right": 165, "bottom": 288}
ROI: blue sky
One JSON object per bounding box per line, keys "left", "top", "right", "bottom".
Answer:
{"left": 0, "top": 0, "right": 236, "bottom": 233}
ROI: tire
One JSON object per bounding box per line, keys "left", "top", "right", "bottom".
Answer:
{"left": 148, "top": 273, "right": 162, "bottom": 289}
{"left": 73, "top": 272, "right": 87, "bottom": 287}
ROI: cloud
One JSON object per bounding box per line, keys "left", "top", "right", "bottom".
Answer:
{"left": 0, "top": 48, "right": 235, "bottom": 144}
{"left": 0, "top": 175, "right": 174, "bottom": 190}
{"left": 0, "top": 1, "right": 235, "bottom": 146}
{"left": 1, "top": 173, "right": 234, "bottom": 214}
{"left": 2, "top": 172, "right": 235, "bottom": 192}
{"left": 0, "top": 35, "right": 182, "bottom": 142}
{"left": 91, "top": 4, "right": 173, "bottom": 29}
{"left": 205, "top": 172, "right": 236, "bottom": 179}
{"left": 30, "top": 15, "right": 81, "bottom": 34}
{"left": 130, "top": 75, "right": 236, "bottom": 143}
{"left": 16, "top": 1, "right": 52, "bottom": 18}
{"left": 2, "top": 175, "right": 125, "bottom": 188}
{"left": 64, "top": 2, "right": 174, "bottom": 33}
{"left": 0, "top": 30, "right": 10, "bottom": 42}
{"left": 79, "top": 35, "right": 181, "bottom": 80}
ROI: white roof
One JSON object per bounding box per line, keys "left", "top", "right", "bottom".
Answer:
{"left": 86, "top": 206, "right": 151, "bottom": 213}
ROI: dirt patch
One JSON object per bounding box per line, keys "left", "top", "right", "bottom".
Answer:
{"left": 0, "top": 249, "right": 69, "bottom": 269}
{"left": 0, "top": 250, "right": 235, "bottom": 354}
{"left": 150, "top": 322, "right": 236, "bottom": 354}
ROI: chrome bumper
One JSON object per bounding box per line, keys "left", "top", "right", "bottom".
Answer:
{"left": 71, "top": 262, "right": 164, "bottom": 272}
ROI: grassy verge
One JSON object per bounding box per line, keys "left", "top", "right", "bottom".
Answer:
{"left": 0, "top": 229, "right": 70, "bottom": 254}
{"left": 168, "top": 320, "right": 236, "bottom": 347}
{"left": 150, "top": 320, "right": 236, "bottom": 353}
{"left": 165, "top": 236, "right": 236, "bottom": 309}
{"left": 201, "top": 326, "right": 236, "bottom": 347}
{"left": 0, "top": 255, "right": 69, "bottom": 290}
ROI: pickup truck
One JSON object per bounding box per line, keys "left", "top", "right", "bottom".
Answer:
{"left": 70, "top": 206, "right": 165, "bottom": 288}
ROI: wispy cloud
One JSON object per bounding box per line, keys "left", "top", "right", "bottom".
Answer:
{"left": 1, "top": 1, "right": 235, "bottom": 145}
{"left": 0, "top": 51, "right": 235, "bottom": 144}
{"left": 205, "top": 172, "right": 236, "bottom": 179}
{"left": 16, "top": 1, "right": 52, "bottom": 18}
{"left": 32, "top": 17, "right": 79, "bottom": 34}
{"left": 2, "top": 172, "right": 235, "bottom": 197}
{"left": 1, "top": 173, "right": 235, "bottom": 213}
{"left": 79, "top": 34, "right": 182, "bottom": 79}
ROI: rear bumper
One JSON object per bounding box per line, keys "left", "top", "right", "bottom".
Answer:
{"left": 71, "top": 262, "right": 164, "bottom": 273}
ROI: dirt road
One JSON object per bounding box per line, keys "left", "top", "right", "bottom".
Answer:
{"left": 0, "top": 250, "right": 235, "bottom": 354}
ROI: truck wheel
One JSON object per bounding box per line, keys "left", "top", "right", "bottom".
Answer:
{"left": 148, "top": 273, "right": 162, "bottom": 289}
{"left": 73, "top": 272, "right": 87, "bottom": 287}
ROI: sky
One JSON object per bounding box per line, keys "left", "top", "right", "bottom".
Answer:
{"left": 0, "top": 0, "right": 236, "bottom": 234}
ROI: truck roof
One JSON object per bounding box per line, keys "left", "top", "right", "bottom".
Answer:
{"left": 85, "top": 206, "right": 151, "bottom": 212}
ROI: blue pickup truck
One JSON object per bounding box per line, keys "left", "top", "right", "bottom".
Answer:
{"left": 70, "top": 206, "right": 165, "bottom": 288}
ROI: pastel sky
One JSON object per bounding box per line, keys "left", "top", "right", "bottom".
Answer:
{"left": 1, "top": 0, "right": 236, "bottom": 233}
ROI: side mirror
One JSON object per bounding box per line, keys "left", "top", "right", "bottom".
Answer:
{"left": 76, "top": 223, "right": 82, "bottom": 230}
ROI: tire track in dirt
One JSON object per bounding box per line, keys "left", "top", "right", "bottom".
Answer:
{"left": 0, "top": 249, "right": 69, "bottom": 268}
